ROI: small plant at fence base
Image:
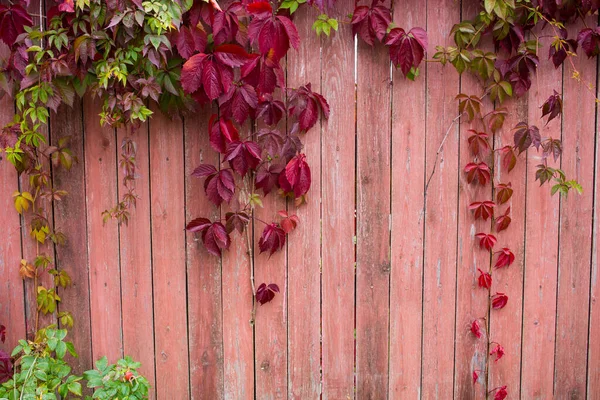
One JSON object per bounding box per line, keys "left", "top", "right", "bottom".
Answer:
{"left": 0, "top": 327, "right": 150, "bottom": 400}
{"left": 0, "top": 0, "right": 597, "bottom": 397}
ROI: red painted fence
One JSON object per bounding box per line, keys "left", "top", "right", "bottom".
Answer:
{"left": 1, "top": 1, "right": 600, "bottom": 399}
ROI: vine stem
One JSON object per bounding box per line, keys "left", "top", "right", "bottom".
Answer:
{"left": 245, "top": 224, "right": 256, "bottom": 325}
{"left": 19, "top": 356, "right": 38, "bottom": 400}
{"left": 424, "top": 112, "right": 464, "bottom": 194}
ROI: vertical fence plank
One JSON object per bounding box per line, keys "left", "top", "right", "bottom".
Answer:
{"left": 320, "top": 1, "right": 356, "bottom": 397}
{"left": 221, "top": 113, "right": 253, "bottom": 400}
{"left": 355, "top": 4, "right": 391, "bottom": 396}
{"left": 520, "top": 33, "right": 562, "bottom": 399}
{"left": 117, "top": 124, "right": 155, "bottom": 395}
{"left": 253, "top": 110, "right": 288, "bottom": 399}
{"left": 185, "top": 108, "right": 224, "bottom": 399}
{"left": 554, "top": 18, "right": 597, "bottom": 399}
{"left": 422, "top": 0, "right": 460, "bottom": 397}
{"left": 589, "top": 65, "right": 600, "bottom": 398}
{"left": 149, "top": 109, "right": 189, "bottom": 397}
{"left": 83, "top": 96, "right": 123, "bottom": 362}
{"left": 51, "top": 101, "right": 93, "bottom": 375}
{"left": 487, "top": 96, "right": 527, "bottom": 395}
{"left": 453, "top": 17, "right": 490, "bottom": 400}
{"left": 388, "top": 1, "right": 426, "bottom": 398}
{"left": 286, "top": 6, "right": 322, "bottom": 399}
{"left": 0, "top": 97, "right": 25, "bottom": 349}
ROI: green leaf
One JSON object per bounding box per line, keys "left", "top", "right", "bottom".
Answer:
{"left": 485, "top": 0, "right": 496, "bottom": 13}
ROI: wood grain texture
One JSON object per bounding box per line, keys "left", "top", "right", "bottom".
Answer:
{"left": 184, "top": 107, "right": 224, "bottom": 400}
{"left": 285, "top": 5, "right": 322, "bottom": 399}
{"left": 520, "top": 32, "right": 562, "bottom": 400}
{"left": 149, "top": 109, "right": 189, "bottom": 397}
{"left": 422, "top": 0, "right": 461, "bottom": 397}
{"left": 553, "top": 17, "right": 597, "bottom": 399}
{"left": 487, "top": 96, "right": 527, "bottom": 395}
{"left": 0, "top": 97, "right": 25, "bottom": 350}
{"left": 388, "top": 1, "right": 426, "bottom": 398}
{"left": 50, "top": 100, "right": 93, "bottom": 376}
{"left": 117, "top": 123, "right": 155, "bottom": 396}
{"left": 355, "top": 8, "right": 392, "bottom": 397}
{"left": 320, "top": 1, "right": 356, "bottom": 397}
{"left": 83, "top": 95, "right": 123, "bottom": 362}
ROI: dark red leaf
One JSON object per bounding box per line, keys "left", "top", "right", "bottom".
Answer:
{"left": 494, "top": 386, "right": 508, "bottom": 400}
{"left": 475, "top": 233, "right": 497, "bottom": 251}
{"left": 225, "top": 211, "right": 250, "bottom": 234}
{"left": 259, "top": 223, "right": 286, "bottom": 255}
{"left": 248, "top": 12, "right": 299, "bottom": 60}
{"left": 208, "top": 114, "right": 239, "bottom": 154}
{"left": 541, "top": 138, "right": 563, "bottom": 162}
{"left": 471, "top": 319, "right": 483, "bottom": 339}
{"left": 513, "top": 122, "right": 541, "bottom": 154}
{"left": 278, "top": 210, "right": 300, "bottom": 234}
{"left": 473, "top": 370, "right": 479, "bottom": 384}
{"left": 495, "top": 207, "right": 511, "bottom": 232}
{"left": 467, "top": 130, "right": 490, "bottom": 157}
{"left": 496, "top": 182, "right": 513, "bottom": 204}
{"left": 255, "top": 282, "right": 280, "bottom": 305}
{"left": 186, "top": 217, "right": 213, "bottom": 233}
{"left": 385, "top": 27, "right": 428, "bottom": 76}
{"left": 469, "top": 201, "right": 495, "bottom": 221}
{"left": 257, "top": 128, "right": 284, "bottom": 158}
{"left": 0, "top": 349, "right": 11, "bottom": 384}
{"left": 498, "top": 146, "right": 517, "bottom": 173}
{"left": 225, "top": 140, "right": 262, "bottom": 177}
{"left": 577, "top": 27, "right": 600, "bottom": 58}
{"left": 490, "top": 343, "right": 505, "bottom": 362}
{"left": 219, "top": 82, "right": 258, "bottom": 124}
{"left": 541, "top": 90, "right": 562, "bottom": 125}
{"left": 0, "top": 324, "right": 5, "bottom": 343}
{"left": 281, "top": 153, "right": 311, "bottom": 198}
{"left": 351, "top": 3, "right": 392, "bottom": 45}
{"left": 186, "top": 218, "right": 230, "bottom": 256}
{"left": 173, "top": 25, "right": 207, "bottom": 59}
{"left": 491, "top": 292, "right": 508, "bottom": 310}
{"left": 464, "top": 162, "right": 491, "bottom": 186}
{"left": 57, "top": 0, "right": 75, "bottom": 13}
{"left": 204, "top": 169, "right": 235, "bottom": 206}
{"left": 477, "top": 268, "right": 492, "bottom": 289}
{"left": 287, "top": 83, "right": 330, "bottom": 131}
{"left": 255, "top": 163, "right": 284, "bottom": 195}
{"left": 241, "top": 50, "right": 284, "bottom": 95}
{"left": 0, "top": 5, "right": 33, "bottom": 46}
{"left": 495, "top": 248, "right": 515, "bottom": 269}
{"left": 257, "top": 94, "right": 285, "bottom": 125}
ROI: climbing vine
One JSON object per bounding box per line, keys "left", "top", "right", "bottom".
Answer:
{"left": 0, "top": 0, "right": 597, "bottom": 398}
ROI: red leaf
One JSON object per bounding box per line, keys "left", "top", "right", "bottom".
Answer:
{"left": 0, "top": 324, "right": 5, "bottom": 343}
{"left": 259, "top": 223, "right": 286, "bottom": 255}
{"left": 186, "top": 218, "right": 231, "bottom": 257}
{"left": 496, "top": 182, "right": 513, "bottom": 204}
{"left": 494, "top": 248, "right": 515, "bottom": 269}
{"left": 225, "top": 140, "right": 262, "bottom": 177}
{"left": 467, "top": 130, "right": 490, "bottom": 157}
{"left": 477, "top": 268, "right": 492, "bottom": 290}
{"left": 469, "top": 201, "right": 495, "bottom": 221}
{"left": 494, "top": 386, "right": 508, "bottom": 400}
{"left": 0, "top": 5, "right": 32, "bottom": 46}
{"left": 491, "top": 292, "right": 508, "bottom": 310}
{"left": 464, "top": 162, "right": 491, "bottom": 186}
{"left": 255, "top": 163, "right": 284, "bottom": 195}
{"left": 287, "top": 83, "right": 330, "bottom": 131}
{"left": 282, "top": 153, "right": 311, "bottom": 198}
{"left": 219, "top": 82, "right": 258, "bottom": 124}
{"left": 214, "top": 44, "right": 252, "bottom": 68}
{"left": 247, "top": 1, "right": 272, "bottom": 17}
{"left": 257, "top": 94, "right": 285, "bottom": 125}
{"left": 173, "top": 25, "right": 207, "bottom": 59}
{"left": 351, "top": 3, "right": 392, "bottom": 45}
{"left": 498, "top": 146, "right": 517, "bottom": 173}
{"left": 385, "top": 27, "right": 428, "bottom": 76}
{"left": 577, "top": 27, "right": 600, "bottom": 58}
{"left": 541, "top": 90, "right": 562, "bottom": 125}
{"left": 225, "top": 211, "right": 250, "bottom": 234}
{"left": 475, "top": 233, "right": 497, "bottom": 251}
{"left": 255, "top": 282, "right": 280, "bottom": 305}
{"left": 57, "top": 0, "right": 75, "bottom": 13}
{"left": 241, "top": 51, "right": 284, "bottom": 95}
{"left": 279, "top": 210, "right": 300, "bottom": 233}
{"left": 248, "top": 13, "right": 299, "bottom": 60}
{"left": 186, "top": 217, "right": 213, "bottom": 233}
{"left": 490, "top": 343, "right": 505, "bottom": 362}
{"left": 205, "top": 169, "right": 235, "bottom": 206}
{"left": 0, "top": 349, "right": 11, "bottom": 384}
{"left": 472, "top": 370, "right": 479, "bottom": 384}
{"left": 495, "top": 207, "right": 511, "bottom": 232}
{"left": 513, "top": 122, "right": 541, "bottom": 154}
{"left": 471, "top": 319, "right": 483, "bottom": 339}
{"left": 208, "top": 114, "right": 239, "bottom": 153}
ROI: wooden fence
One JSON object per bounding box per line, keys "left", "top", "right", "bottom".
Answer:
{"left": 1, "top": 0, "right": 600, "bottom": 399}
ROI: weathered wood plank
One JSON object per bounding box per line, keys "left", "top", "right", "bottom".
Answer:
{"left": 520, "top": 32, "right": 562, "bottom": 400}
{"left": 285, "top": 5, "right": 322, "bottom": 399}
{"left": 149, "top": 109, "right": 189, "bottom": 397}
{"left": 184, "top": 107, "right": 224, "bottom": 400}
{"left": 116, "top": 123, "right": 155, "bottom": 396}
{"left": 487, "top": 95, "right": 527, "bottom": 395}
{"left": 355, "top": 4, "right": 392, "bottom": 396}
{"left": 83, "top": 96, "right": 123, "bottom": 362}
{"left": 51, "top": 100, "right": 93, "bottom": 376}
{"left": 553, "top": 17, "right": 597, "bottom": 399}
{"left": 0, "top": 97, "right": 26, "bottom": 350}
{"left": 422, "top": 0, "right": 461, "bottom": 397}
{"left": 320, "top": 1, "right": 356, "bottom": 397}
{"left": 388, "top": 1, "right": 426, "bottom": 398}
